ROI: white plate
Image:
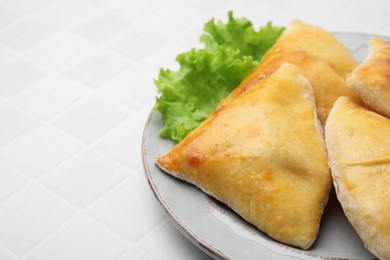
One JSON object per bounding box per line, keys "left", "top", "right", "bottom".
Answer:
{"left": 142, "top": 32, "right": 385, "bottom": 260}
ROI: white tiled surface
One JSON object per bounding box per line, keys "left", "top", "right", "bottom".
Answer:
{"left": 0, "top": 0, "right": 389, "bottom": 259}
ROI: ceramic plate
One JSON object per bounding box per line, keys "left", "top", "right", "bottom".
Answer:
{"left": 142, "top": 32, "right": 387, "bottom": 260}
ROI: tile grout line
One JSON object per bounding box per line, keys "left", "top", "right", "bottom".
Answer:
{"left": 0, "top": 177, "right": 134, "bottom": 259}
{"left": 19, "top": 212, "right": 81, "bottom": 260}
{"left": 0, "top": 241, "right": 20, "bottom": 259}
{"left": 1, "top": 93, "right": 142, "bottom": 191}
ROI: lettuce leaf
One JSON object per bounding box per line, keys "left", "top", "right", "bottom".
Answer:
{"left": 200, "top": 11, "right": 285, "bottom": 60}
{"left": 154, "top": 12, "right": 285, "bottom": 142}
{"left": 155, "top": 47, "right": 256, "bottom": 142}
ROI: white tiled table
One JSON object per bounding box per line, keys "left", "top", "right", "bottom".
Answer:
{"left": 0, "top": 0, "right": 389, "bottom": 259}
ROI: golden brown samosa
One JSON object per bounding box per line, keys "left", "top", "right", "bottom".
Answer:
{"left": 219, "top": 20, "right": 358, "bottom": 125}
{"left": 325, "top": 97, "right": 390, "bottom": 260}
{"left": 347, "top": 37, "right": 390, "bottom": 118}
{"left": 156, "top": 63, "right": 331, "bottom": 249}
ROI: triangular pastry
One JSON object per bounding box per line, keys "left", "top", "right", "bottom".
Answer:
{"left": 325, "top": 97, "right": 390, "bottom": 259}
{"left": 156, "top": 63, "right": 332, "bottom": 249}
{"left": 219, "top": 20, "right": 358, "bottom": 125}
{"left": 347, "top": 37, "right": 390, "bottom": 118}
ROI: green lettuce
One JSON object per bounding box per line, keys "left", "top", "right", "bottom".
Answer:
{"left": 200, "top": 11, "right": 285, "bottom": 61}
{"left": 154, "top": 12, "right": 284, "bottom": 142}
{"left": 155, "top": 47, "right": 256, "bottom": 142}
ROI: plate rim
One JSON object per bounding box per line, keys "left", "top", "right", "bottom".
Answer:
{"left": 142, "top": 110, "right": 228, "bottom": 259}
